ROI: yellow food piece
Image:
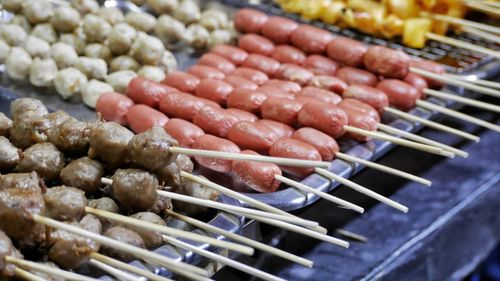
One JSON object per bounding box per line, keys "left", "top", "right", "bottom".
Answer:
{"left": 320, "top": 1, "right": 346, "bottom": 24}
{"left": 403, "top": 17, "right": 432, "bottom": 48}
{"left": 387, "top": 0, "right": 419, "bottom": 18}
{"left": 418, "top": 0, "right": 437, "bottom": 10}
{"left": 380, "top": 13, "right": 404, "bottom": 38}
{"left": 278, "top": 0, "right": 307, "bottom": 14}
{"left": 301, "top": 0, "right": 328, "bottom": 20}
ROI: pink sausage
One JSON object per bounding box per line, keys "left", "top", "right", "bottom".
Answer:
{"left": 410, "top": 59, "right": 445, "bottom": 89}
{"left": 164, "top": 118, "right": 204, "bottom": 148}
{"left": 226, "top": 88, "right": 268, "bottom": 114}
{"left": 261, "top": 16, "right": 299, "bottom": 44}
{"left": 96, "top": 92, "right": 135, "bottom": 125}
{"left": 228, "top": 121, "right": 280, "bottom": 154}
{"left": 404, "top": 73, "right": 428, "bottom": 98}
{"left": 226, "top": 108, "right": 258, "bottom": 122}
{"left": 327, "top": 37, "right": 368, "bottom": 67}
{"left": 296, "top": 86, "right": 342, "bottom": 105}
{"left": 159, "top": 92, "right": 219, "bottom": 121}
{"left": 338, "top": 98, "right": 379, "bottom": 142}
{"left": 232, "top": 67, "right": 269, "bottom": 85}
{"left": 187, "top": 65, "right": 225, "bottom": 80}
{"left": 269, "top": 138, "right": 321, "bottom": 178}
{"left": 342, "top": 85, "right": 389, "bottom": 114}
{"left": 258, "top": 119, "right": 294, "bottom": 139}
{"left": 298, "top": 101, "right": 348, "bottom": 138}
{"left": 127, "top": 77, "right": 177, "bottom": 108}
{"left": 232, "top": 150, "right": 282, "bottom": 193}
{"left": 263, "top": 79, "right": 302, "bottom": 93}
{"left": 308, "top": 76, "right": 347, "bottom": 94}
{"left": 193, "top": 106, "right": 239, "bottom": 138}
{"left": 234, "top": 9, "right": 269, "bottom": 34}
{"left": 292, "top": 127, "right": 339, "bottom": 161}
{"left": 291, "top": 25, "right": 334, "bottom": 54}
{"left": 257, "top": 85, "right": 293, "bottom": 99}
{"left": 238, "top": 34, "right": 275, "bottom": 56}
{"left": 224, "top": 75, "right": 258, "bottom": 90}
{"left": 271, "top": 45, "right": 306, "bottom": 65}
{"left": 192, "top": 134, "right": 240, "bottom": 173}
{"left": 198, "top": 53, "right": 236, "bottom": 75}
{"left": 364, "top": 46, "right": 410, "bottom": 79}
{"left": 241, "top": 54, "right": 281, "bottom": 76}
{"left": 275, "top": 64, "right": 314, "bottom": 86}
{"left": 126, "top": 104, "right": 169, "bottom": 133}
{"left": 376, "top": 79, "right": 420, "bottom": 111}
{"left": 261, "top": 97, "right": 303, "bottom": 126}
{"left": 194, "top": 79, "right": 234, "bottom": 106}
{"left": 210, "top": 44, "right": 249, "bottom": 65}
{"left": 162, "top": 71, "right": 200, "bottom": 94}
{"left": 336, "top": 66, "right": 378, "bottom": 86}
{"left": 303, "top": 55, "right": 338, "bottom": 76}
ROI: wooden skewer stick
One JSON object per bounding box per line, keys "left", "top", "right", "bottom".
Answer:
{"left": 90, "top": 253, "right": 174, "bottom": 281}
{"left": 86, "top": 205, "right": 254, "bottom": 256}
{"left": 169, "top": 147, "right": 330, "bottom": 169}
{"left": 31, "top": 215, "right": 210, "bottom": 281}
{"left": 444, "top": 74, "right": 500, "bottom": 90}
{"left": 156, "top": 190, "right": 319, "bottom": 228}
{"left": 477, "top": 0, "right": 500, "bottom": 8}
{"left": 334, "top": 152, "right": 432, "bottom": 186}
{"left": 162, "top": 236, "right": 286, "bottom": 281}
{"left": 166, "top": 210, "right": 314, "bottom": 268}
{"left": 88, "top": 259, "right": 141, "bottom": 281}
{"left": 243, "top": 212, "right": 350, "bottom": 248}
{"left": 343, "top": 125, "right": 454, "bottom": 157}
{"left": 182, "top": 171, "right": 363, "bottom": 214}
{"left": 5, "top": 256, "right": 99, "bottom": 281}
{"left": 13, "top": 268, "right": 46, "bottom": 281}
{"left": 423, "top": 88, "right": 500, "bottom": 114}
{"left": 315, "top": 168, "right": 409, "bottom": 213}
{"left": 384, "top": 106, "right": 481, "bottom": 142}
{"left": 429, "top": 13, "right": 500, "bottom": 35}
{"left": 462, "top": 27, "right": 500, "bottom": 44}
{"left": 416, "top": 100, "right": 500, "bottom": 132}
{"left": 462, "top": 1, "right": 500, "bottom": 17}
{"left": 426, "top": 33, "right": 500, "bottom": 60}
{"left": 376, "top": 123, "right": 469, "bottom": 158}
{"left": 410, "top": 67, "right": 500, "bottom": 98}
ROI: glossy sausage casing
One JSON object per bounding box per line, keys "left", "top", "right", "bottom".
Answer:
{"left": 298, "top": 101, "right": 348, "bottom": 138}
{"left": 227, "top": 121, "right": 280, "bottom": 154}
{"left": 336, "top": 66, "right": 378, "bottom": 86}
{"left": 297, "top": 86, "right": 341, "bottom": 105}
{"left": 292, "top": 127, "right": 339, "bottom": 161}
{"left": 364, "top": 46, "right": 410, "bottom": 79}
{"left": 338, "top": 98, "right": 379, "bottom": 141}
{"left": 232, "top": 67, "right": 269, "bottom": 85}
{"left": 126, "top": 104, "right": 169, "bottom": 133}
{"left": 404, "top": 73, "right": 428, "bottom": 98}
{"left": 226, "top": 88, "right": 268, "bottom": 114}
{"left": 187, "top": 65, "right": 225, "bottom": 80}
{"left": 193, "top": 105, "right": 239, "bottom": 138}
{"left": 342, "top": 85, "right": 389, "bottom": 114}
{"left": 210, "top": 44, "right": 248, "bottom": 65}
{"left": 164, "top": 118, "right": 204, "bottom": 148}
{"left": 234, "top": 9, "right": 269, "bottom": 34}
{"left": 257, "top": 85, "right": 293, "bottom": 99}
{"left": 264, "top": 79, "right": 301, "bottom": 93}
{"left": 409, "top": 59, "right": 445, "bottom": 89}
{"left": 377, "top": 79, "right": 420, "bottom": 111}
{"left": 127, "top": 77, "right": 177, "bottom": 108}
{"left": 96, "top": 92, "right": 135, "bottom": 125}
{"left": 198, "top": 53, "right": 236, "bottom": 75}
{"left": 261, "top": 97, "right": 303, "bottom": 126}
{"left": 159, "top": 92, "right": 218, "bottom": 121}
{"left": 162, "top": 71, "right": 200, "bottom": 93}
{"left": 271, "top": 45, "right": 306, "bottom": 65}
{"left": 194, "top": 79, "right": 234, "bottom": 106}
{"left": 242, "top": 54, "right": 281, "bottom": 76}
{"left": 232, "top": 150, "right": 282, "bottom": 193}
{"left": 192, "top": 134, "right": 240, "bottom": 173}
{"left": 327, "top": 37, "right": 367, "bottom": 67}
{"left": 269, "top": 138, "right": 322, "bottom": 177}
{"left": 275, "top": 64, "right": 314, "bottom": 86}
{"left": 226, "top": 108, "right": 258, "bottom": 123}
{"left": 261, "top": 16, "right": 298, "bottom": 44}
{"left": 291, "top": 25, "right": 334, "bottom": 54}
{"left": 258, "top": 120, "right": 294, "bottom": 139}
{"left": 304, "top": 55, "right": 338, "bottom": 76}
{"left": 238, "top": 34, "right": 275, "bottom": 56}
{"left": 308, "top": 76, "right": 347, "bottom": 95}
{"left": 224, "top": 75, "right": 258, "bottom": 90}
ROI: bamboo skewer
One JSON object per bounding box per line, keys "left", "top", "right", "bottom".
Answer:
{"left": 163, "top": 236, "right": 286, "bottom": 281}
{"left": 13, "top": 268, "right": 46, "bottom": 281}
{"left": 416, "top": 100, "right": 500, "bottom": 132}
{"left": 376, "top": 123, "right": 469, "bottom": 158}
{"left": 410, "top": 67, "right": 500, "bottom": 98}
{"left": 478, "top": 0, "right": 500, "bottom": 8}
{"left": 88, "top": 259, "right": 141, "bottom": 281}
{"left": 343, "top": 126, "right": 454, "bottom": 157}
{"left": 90, "top": 253, "right": 174, "bottom": 281}
{"left": 384, "top": 107, "right": 481, "bottom": 142}
{"left": 462, "top": 1, "right": 500, "bottom": 17}
{"left": 5, "top": 256, "right": 99, "bottom": 281}
{"left": 429, "top": 13, "right": 500, "bottom": 35}
{"left": 85, "top": 205, "right": 254, "bottom": 256}
{"left": 444, "top": 74, "right": 500, "bottom": 90}
{"left": 423, "top": 89, "right": 500, "bottom": 113}
{"left": 462, "top": 27, "right": 500, "bottom": 44}
{"left": 31, "top": 215, "right": 210, "bottom": 281}
{"left": 425, "top": 33, "right": 500, "bottom": 59}
{"left": 165, "top": 210, "right": 314, "bottom": 268}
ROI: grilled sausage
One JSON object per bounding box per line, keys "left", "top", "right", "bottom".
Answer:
{"left": 194, "top": 79, "right": 234, "bottom": 106}
{"left": 226, "top": 108, "right": 258, "bottom": 122}
{"left": 193, "top": 106, "right": 239, "bottom": 138}
{"left": 232, "top": 67, "right": 269, "bottom": 85}
{"left": 298, "top": 101, "right": 348, "bottom": 138}
{"left": 192, "top": 134, "right": 240, "bottom": 172}
{"left": 308, "top": 76, "right": 347, "bottom": 94}
{"left": 291, "top": 25, "right": 334, "bottom": 54}
{"left": 377, "top": 79, "right": 420, "bottom": 111}
{"left": 292, "top": 127, "right": 339, "bottom": 161}
{"left": 261, "top": 16, "right": 298, "bottom": 44}
{"left": 257, "top": 85, "right": 293, "bottom": 99}
{"left": 263, "top": 79, "right": 301, "bottom": 93}
{"left": 187, "top": 65, "right": 225, "bottom": 80}
{"left": 233, "top": 8, "right": 269, "bottom": 34}
{"left": 164, "top": 118, "right": 204, "bottom": 148}
{"left": 271, "top": 45, "right": 306, "bottom": 65}
{"left": 227, "top": 88, "right": 268, "bottom": 114}
{"left": 336, "top": 66, "right": 378, "bottom": 86}
{"left": 364, "top": 46, "right": 410, "bottom": 79}
{"left": 258, "top": 120, "right": 294, "bottom": 139}
{"left": 159, "top": 92, "right": 218, "bottom": 121}
{"left": 238, "top": 34, "right": 275, "bottom": 56}
{"left": 242, "top": 54, "right": 281, "bottom": 76}
{"left": 342, "top": 85, "right": 389, "bottom": 114}
{"left": 404, "top": 73, "right": 428, "bottom": 98}
{"left": 275, "top": 64, "right": 314, "bottom": 86}
{"left": 327, "top": 37, "right": 367, "bottom": 67}
{"left": 409, "top": 59, "right": 445, "bottom": 89}
{"left": 126, "top": 105, "right": 169, "bottom": 133}
{"left": 338, "top": 98, "right": 379, "bottom": 141}
{"left": 210, "top": 44, "right": 248, "bottom": 65}
{"left": 261, "top": 97, "right": 302, "bottom": 126}
{"left": 127, "top": 77, "right": 177, "bottom": 108}
{"left": 96, "top": 92, "right": 135, "bottom": 125}
{"left": 224, "top": 75, "right": 258, "bottom": 90}
{"left": 198, "top": 53, "right": 236, "bottom": 74}
{"left": 269, "top": 138, "right": 321, "bottom": 177}
{"left": 232, "top": 150, "right": 282, "bottom": 193}
{"left": 304, "top": 55, "right": 338, "bottom": 76}
{"left": 228, "top": 121, "right": 280, "bottom": 153}
{"left": 297, "top": 86, "right": 341, "bottom": 105}
{"left": 162, "top": 71, "right": 201, "bottom": 93}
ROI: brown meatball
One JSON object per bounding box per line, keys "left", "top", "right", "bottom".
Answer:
{"left": 43, "top": 186, "right": 87, "bottom": 221}
{"left": 174, "top": 176, "right": 219, "bottom": 216}
{"left": 0, "top": 230, "right": 23, "bottom": 277}
{"left": 0, "top": 136, "right": 20, "bottom": 172}
{"left": 128, "top": 127, "right": 178, "bottom": 171}
{"left": 128, "top": 212, "right": 166, "bottom": 249}
{"left": 88, "top": 122, "right": 134, "bottom": 168}
{"left": 150, "top": 194, "right": 173, "bottom": 217}
{"left": 60, "top": 157, "right": 104, "bottom": 194}
{"left": 49, "top": 117, "right": 90, "bottom": 155}
{"left": 155, "top": 154, "right": 194, "bottom": 191}
{"left": 0, "top": 172, "right": 44, "bottom": 192}
{"left": 103, "top": 227, "right": 145, "bottom": 262}
{"left": 10, "top": 98, "right": 48, "bottom": 119}
{"left": 111, "top": 169, "right": 158, "bottom": 213}
{"left": 0, "top": 113, "right": 12, "bottom": 137}
{"left": 88, "top": 197, "right": 120, "bottom": 230}
{"left": 9, "top": 112, "right": 50, "bottom": 149}
{"left": 16, "top": 143, "right": 65, "bottom": 182}
{"left": 43, "top": 111, "right": 72, "bottom": 142}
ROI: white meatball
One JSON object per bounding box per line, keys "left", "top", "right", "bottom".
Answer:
{"left": 51, "top": 6, "right": 81, "bottom": 33}
{"left": 125, "top": 12, "right": 156, "bottom": 33}
{"left": 173, "top": 0, "right": 200, "bottom": 24}
{"left": 107, "top": 23, "right": 136, "bottom": 55}
{"left": 23, "top": 36, "right": 50, "bottom": 58}
{"left": 157, "top": 50, "right": 177, "bottom": 73}
{"left": 131, "top": 34, "right": 165, "bottom": 65}
{"left": 98, "top": 7, "right": 125, "bottom": 25}
{"left": 54, "top": 68, "right": 88, "bottom": 99}
{"left": 84, "top": 44, "right": 112, "bottom": 62}
{"left": 83, "top": 14, "right": 112, "bottom": 43}
{"left": 2, "top": 0, "right": 23, "bottom": 13}
{"left": 31, "top": 23, "right": 58, "bottom": 43}
{"left": 72, "top": 0, "right": 99, "bottom": 15}
{"left": 23, "top": 0, "right": 53, "bottom": 24}
{"left": 208, "top": 29, "right": 232, "bottom": 48}
{"left": 0, "top": 40, "right": 10, "bottom": 64}
{"left": 29, "top": 58, "right": 58, "bottom": 87}
{"left": 1, "top": 24, "right": 27, "bottom": 46}
{"left": 50, "top": 42, "right": 78, "bottom": 69}
{"left": 75, "top": 57, "right": 108, "bottom": 80}
{"left": 6, "top": 47, "right": 33, "bottom": 80}
{"left": 199, "top": 9, "right": 228, "bottom": 30}
{"left": 82, "top": 79, "right": 114, "bottom": 108}
{"left": 184, "top": 24, "right": 209, "bottom": 49}
{"left": 110, "top": 56, "right": 140, "bottom": 72}
{"left": 147, "top": 0, "right": 178, "bottom": 14}
{"left": 10, "top": 15, "right": 32, "bottom": 33}
{"left": 59, "top": 32, "right": 87, "bottom": 56}
{"left": 154, "top": 15, "right": 185, "bottom": 45}
{"left": 106, "top": 70, "right": 137, "bottom": 93}
{"left": 137, "top": 66, "right": 166, "bottom": 82}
